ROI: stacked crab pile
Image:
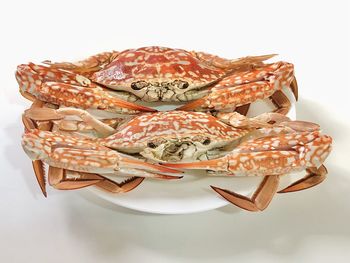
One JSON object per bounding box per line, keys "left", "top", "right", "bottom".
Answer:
{"left": 17, "top": 46, "right": 332, "bottom": 211}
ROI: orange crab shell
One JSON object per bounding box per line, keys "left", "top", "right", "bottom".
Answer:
{"left": 91, "top": 46, "right": 226, "bottom": 88}
{"left": 103, "top": 111, "right": 249, "bottom": 151}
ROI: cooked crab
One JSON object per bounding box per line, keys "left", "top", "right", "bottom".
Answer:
{"left": 165, "top": 130, "right": 332, "bottom": 211}
{"left": 22, "top": 104, "right": 330, "bottom": 207}
{"left": 17, "top": 46, "right": 298, "bottom": 116}
{"left": 22, "top": 101, "right": 300, "bottom": 197}
{"left": 24, "top": 105, "right": 313, "bottom": 164}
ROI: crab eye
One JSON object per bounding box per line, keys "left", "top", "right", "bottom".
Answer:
{"left": 147, "top": 142, "right": 157, "bottom": 148}
{"left": 173, "top": 80, "right": 189, "bottom": 89}
{"left": 203, "top": 138, "right": 211, "bottom": 145}
{"left": 131, "top": 81, "right": 149, "bottom": 90}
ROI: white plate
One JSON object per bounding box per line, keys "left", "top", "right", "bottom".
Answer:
{"left": 88, "top": 88, "right": 297, "bottom": 214}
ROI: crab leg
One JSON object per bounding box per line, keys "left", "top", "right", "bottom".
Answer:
{"left": 31, "top": 159, "right": 47, "bottom": 197}
{"left": 95, "top": 176, "right": 145, "bottom": 193}
{"left": 216, "top": 112, "right": 290, "bottom": 128}
{"left": 22, "top": 101, "right": 50, "bottom": 196}
{"left": 48, "top": 166, "right": 102, "bottom": 190}
{"left": 22, "top": 101, "right": 146, "bottom": 195}
{"left": 178, "top": 62, "right": 297, "bottom": 115}
{"left": 234, "top": 104, "right": 251, "bottom": 116}
{"left": 22, "top": 100, "right": 105, "bottom": 197}
{"left": 193, "top": 51, "right": 276, "bottom": 70}
{"left": 52, "top": 108, "right": 117, "bottom": 137}
{"left": 217, "top": 112, "right": 320, "bottom": 135}
{"left": 278, "top": 165, "right": 328, "bottom": 193}
{"left": 25, "top": 107, "right": 117, "bottom": 137}
{"left": 212, "top": 175, "right": 280, "bottom": 211}
{"left": 16, "top": 63, "right": 155, "bottom": 114}
{"left": 211, "top": 164, "right": 327, "bottom": 211}
{"left": 164, "top": 131, "right": 332, "bottom": 175}
{"left": 43, "top": 51, "right": 120, "bottom": 78}
{"left": 48, "top": 166, "right": 144, "bottom": 193}
{"left": 164, "top": 131, "right": 332, "bottom": 210}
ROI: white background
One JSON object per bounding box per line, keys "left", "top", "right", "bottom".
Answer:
{"left": 1, "top": 0, "right": 350, "bottom": 262}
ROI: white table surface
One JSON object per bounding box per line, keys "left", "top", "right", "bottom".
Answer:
{"left": 1, "top": 1, "right": 349, "bottom": 262}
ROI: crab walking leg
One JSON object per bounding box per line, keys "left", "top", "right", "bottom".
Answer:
{"left": 53, "top": 108, "right": 117, "bottom": 137}
{"left": 16, "top": 63, "right": 155, "bottom": 113}
{"left": 48, "top": 166, "right": 102, "bottom": 190}
{"left": 31, "top": 159, "right": 47, "bottom": 197}
{"left": 211, "top": 175, "right": 280, "bottom": 211}
{"left": 269, "top": 91, "right": 292, "bottom": 115}
{"left": 216, "top": 112, "right": 290, "bottom": 129}
{"left": 278, "top": 165, "right": 328, "bottom": 193}
{"left": 212, "top": 165, "right": 328, "bottom": 211}
{"left": 178, "top": 62, "right": 297, "bottom": 114}
{"left": 216, "top": 112, "right": 320, "bottom": 134}
{"left": 23, "top": 101, "right": 101, "bottom": 194}
{"left": 192, "top": 52, "right": 277, "bottom": 70}
{"left": 48, "top": 166, "right": 144, "bottom": 193}
{"left": 164, "top": 132, "right": 332, "bottom": 210}
{"left": 22, "top": 101, "right": 146, "bottom": 194}
{"left": 25, "top": 106, "right": 125, "bottom": 138}
{"left": 234, "top": 104, "right": 251, "bottom": 116}
{"left": 22, "top": 102, "right": 50, "bottom": 196}
{"left": 43, "top": 51, "right": 120, "bottom": 78}
{"left": 25, "top": 107, "right": 116, "bottom": 137}
{"left": 95, "top": 176, "right": 145, "bottom": 193}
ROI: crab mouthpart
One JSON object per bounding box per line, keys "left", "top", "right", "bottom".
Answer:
{"left": 140, "top": 139, "right": 221, "bottom": 162}
{"left": 130, "top": 80, "right": 192, "bottom": 102}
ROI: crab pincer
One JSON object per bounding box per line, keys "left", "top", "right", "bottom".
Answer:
{"left": 178, "top": 61, "right": 298, "bottom": 115}
{"left": 16, "top": 63, "right": 155, "bottom": 114}
{"left": 21, "top": 129, "right": 182, "bottom": 196}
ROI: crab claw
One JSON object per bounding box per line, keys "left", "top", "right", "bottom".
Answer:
{"left": 42, "top": 82, "right": 155, "bottom": 113}
{"left": 22, "top": 129, "right": 183, "bottom": 185}
{"left": 164, "top": 131, "right": 333, "bottom": 176}
{"left": 178, "top": 62, "right": 297, "bottom": 114}
{"left": 16, "top": 63, "right": 155, "bottom": 114}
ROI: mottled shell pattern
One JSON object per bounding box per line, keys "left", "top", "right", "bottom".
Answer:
{"left": 103, "top": 111, "right": 250, "bottom": 162}
{"left": 92, "top": 46, "right": 226, "bottom": 101}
